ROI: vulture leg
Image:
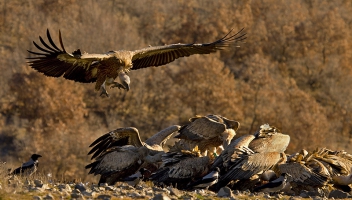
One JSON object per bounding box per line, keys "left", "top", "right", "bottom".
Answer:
{"left": 100, "top": 80, "right": 109, "bottom": 97}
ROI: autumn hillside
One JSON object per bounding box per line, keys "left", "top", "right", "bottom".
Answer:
{"left": 0, "top": 0, "right": 351, "bottom": 182}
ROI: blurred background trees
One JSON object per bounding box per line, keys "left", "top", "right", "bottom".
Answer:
{"left": 0, "top": 0, "right": 351, "bottom": 181}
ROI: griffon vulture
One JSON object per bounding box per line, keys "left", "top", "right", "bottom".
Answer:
{"left": 27, "top": 28, "right": 246, "bottom": 96}
{"left": 85, "top": 125, "right": 180, "bottom": 185}
{"left": 173, "top": 114, "right": 240, "bottom": 156}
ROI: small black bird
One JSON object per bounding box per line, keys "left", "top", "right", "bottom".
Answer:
{"left": 254, "top": 173, "right": 290, "bottom": 193}
{"left": 10, "top": 154, "right": 42, "bottom": 176}
{"left": 187, "top": 167, "right": 220, "bottom": 190}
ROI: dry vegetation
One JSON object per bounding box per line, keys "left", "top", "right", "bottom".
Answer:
{"left": 0, "top": 0, "right": 352, "bottom": 183}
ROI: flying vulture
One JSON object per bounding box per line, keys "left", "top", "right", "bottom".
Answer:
{"left": 27, "top": 28, "right": 246, "bottom": 97}
{"left": 10, "top": 154, "right": 42, "bottom": 176}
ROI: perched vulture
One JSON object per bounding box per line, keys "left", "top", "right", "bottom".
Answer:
{"left": 249, "top": 124, "right": 290, "bottom": 153}
{"left": 215, "top": 151, "right": 287, "bottom": 190}
{"left": 149, "top": 147, "right": 212, "bottom": 189}
{"left": 173, "top": 114, "right": 240, "bottom": 156}
{"left": 10, "top": 154, "right": 42, "bottom": 176}
{"left": 280, "top": 147, "right": 352, "bottom": 194}
{"left": 85, "top": 125, "right": 180, "bottom": 185}
{"left": 27, "top": 28, "right": 246, "bottom": 97}
{"left": 211, "top": 134, "right": 255, "bottom": 172}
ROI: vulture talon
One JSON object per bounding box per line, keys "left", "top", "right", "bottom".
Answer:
{"left": 110, "top": 82, "right": 125, "bottom": 90}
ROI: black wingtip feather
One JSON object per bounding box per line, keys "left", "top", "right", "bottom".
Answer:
{"left": 88, "top": 139, "right": 109, "bottom": 155}
{"left": 58, "top": 30, "right": 66, "bottom": 53}
{"left": 46, "top": 29, "right": 63, "bottom": 52}
{"left": 32, "top": 41, "right": 53, "bottom": 54}
{"left": 89, "top": 133, "right": 111, "bottom": 147}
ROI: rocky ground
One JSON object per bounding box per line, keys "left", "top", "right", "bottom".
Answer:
{"left": 1, "top": 176, "right": 352, "bottom": 200}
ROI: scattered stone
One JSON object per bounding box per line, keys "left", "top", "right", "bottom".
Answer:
{"left": 217, "top": 186, "right": 233, "bottom": 198}
{"left": 146, "top": 189, "right": 154, "bottom": 197}
{"left": 58, "top": 184, "right": 72, "bottom": 192}
{"left": 99, "top": 183, "right": 108, "bottom": 187}
{"left": 153, "top": 186, "right": 165, "bottom": 192}
{"left": 71, "top": 192, "right": 84, "bottom": 199}
{"left": 289, "top": 197, "right": 302, "bottom": 200}
{"left": 300, "top": 191, "right": 309, "bottom": 198}
{"left": 167, "top": 187, "right": 183, "bottom": 197}
{"left": 232, "top": 190, "right": 241, "bottom": 195}
{"left": 75, "top": 183, "right": 87, "bottom": 192}
{"left": 121, "top": 184, "right": 134, "bottom": 190}
{"left": 33, "top": 196, "right": 42, "bottom": 200}
{"left": 96, "top": 194, "right": 112, "bottom": 200}
{"left": 25, "top": 179, "right": 33, "bottom": 186}
{"left": 329, "top": 190, "right": 349, "bottom": 199}
{"left": 82, "top": 191, "right": 98, "bottom": 198}
{"left": 152, "top": 187, "right": 170, "bottom": 194}
{"left": 40, "top": 184, "right": 50, "bottom": 190}
{"left": 152, "top": 193, "right": 171, "bottom": 200}
{"left": 243, "top": 189, "right": 251, "bottom": 195}
{"left": 300, "top": 190, "right": 318, "bottom": 198}
{"left": 34, "top": 179, "right": 43, "bottom": 187}
{"left": 72, "top": 188, "right": 81, "bottom": 194}
{"left": 31, "top": 187, "right": 45, "bottom": 192}
{"left": 105, "top": 185, "right": 115, "bottom": 191}
{"left": 43, "top": 193, "right": 55, "bottom": 200}
{"left": 129, "top": 192, "right": 142, "bottom": 197}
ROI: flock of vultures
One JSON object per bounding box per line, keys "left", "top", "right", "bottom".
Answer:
{"left": 5, "top": 27, "right": 352, "bottom": 197}
{"left": 82, "top": 116, "right": 352, "bottom": 195}
{"left": 9, "top": 114, "right": 352, "bottom": 196}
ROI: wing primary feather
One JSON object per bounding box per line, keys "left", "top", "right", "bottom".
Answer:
{"left": 58, "top": 30, "right": 66, "bottom": 53}
{"left": 32, "top": 41, "right": 53, "bottom": 54}
{"left": 90, "top": 143, "right": 110, "bottom": 160}
{"left": 26, "top": 50, "right": 50, "bottom": 56}
{"left": 46, "top": 29, "right": 63, "bottom": 52}
{"left": 39, "top": 36, "right": 59, "bottom": 53}
{"left": 89, "top": 134, "right": 111, "bottom": 147}
{"left": 88, "top": 139, "right": 110, "bottom": 156}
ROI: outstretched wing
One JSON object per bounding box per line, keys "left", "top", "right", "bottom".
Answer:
{"left": 145, "top": 125, "right": 180, "bottom": 147}
{"left": 88, "top": 127, "right": 144, "bottom": 160}
{"left": 175, "top": 116, "right": 226, "bottom": 141}
{"left": 26, "top": 29, "right": 109, "bottom": 83}
{"left": 131, "top": 28, "right": 246, "bottom": 70}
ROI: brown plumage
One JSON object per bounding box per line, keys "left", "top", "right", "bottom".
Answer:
{"left": 85, "top": 125, "right": 180, "bottom": 185}
{"left": 27, "top": 28, "right": 246, "bottom": 97}
{"left": 150, "top": 148, "right": 212, "bottom": 189}
{"left": 249, "top": 124, "right": 290, "bottom": 153}
{"left": 173, "top": 114, "right": 240, "bottom": 156}
{"left": 211, "top": 134, "right": 255, "bottom": 171}
{"left": 277, "top": 148, "right": 331, "bottom": 192}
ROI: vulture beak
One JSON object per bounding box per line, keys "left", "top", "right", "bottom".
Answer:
{"left": 119, "top": 72, "right": 131, "bottom": 91}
